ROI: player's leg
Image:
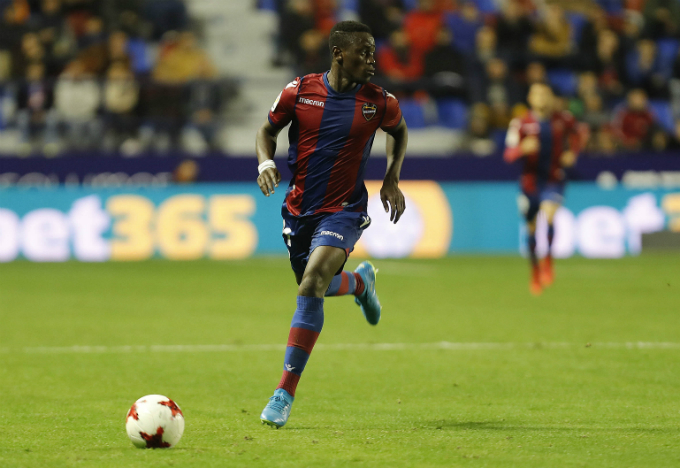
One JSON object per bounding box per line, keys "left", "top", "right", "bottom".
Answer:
{"left": 521, "top": 193, "right": 542, "bottom": 295}
{"left": 325, "top": 270, "right": 365, "bottom": 298}
{"left": 261, "top": 246, "right": 346, "bottom": 428}
{"left": 539, "top": 199, "right": 559, "bottom": 286}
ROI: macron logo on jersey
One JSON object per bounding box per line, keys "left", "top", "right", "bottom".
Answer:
{"left": 298, "top": 97, "right": 325, "bottom": 108}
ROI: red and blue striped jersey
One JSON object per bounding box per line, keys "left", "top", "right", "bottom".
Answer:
{"left": 503, "top": 110, "right": 580, "bottom": 193}
{"left": 268, "top": 72, "right": 403, "bottom": 217}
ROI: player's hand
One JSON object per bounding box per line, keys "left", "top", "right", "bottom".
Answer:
{"left": 380, "top": 181, "right": 406, "bottom": 224}
{"left": 257, "top": 167, "right": 281, "bottom": 197}
{"left": 520, "top": 136, "right": 539, "bottom": 155}
{"left": 560, "top": 150, "right": 576, "bottom": 167}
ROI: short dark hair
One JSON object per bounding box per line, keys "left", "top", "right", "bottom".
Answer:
{"left": 329, "top": 21, "right": 372, "bottom": 52}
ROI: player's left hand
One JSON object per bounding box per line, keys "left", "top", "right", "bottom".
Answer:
{"left": 560, "top": 151, "right": 576, "bottom": 167}
{"left": 380, "top": 182, "right": 406, "bottom": 224}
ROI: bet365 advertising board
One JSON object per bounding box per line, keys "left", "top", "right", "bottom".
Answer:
{"left": 1, "top": 182, "right": 678, "bottom": 262}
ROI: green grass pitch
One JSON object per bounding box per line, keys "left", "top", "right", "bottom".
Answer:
{"left": 1, "top": 255, "right": 679, "bottom": 467}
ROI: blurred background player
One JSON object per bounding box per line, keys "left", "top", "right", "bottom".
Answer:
{"left": 255, "top": 21, "right": 407, "bottom": 428}
{"left": 504, "top": 83, "right": 581, "bottom": 295}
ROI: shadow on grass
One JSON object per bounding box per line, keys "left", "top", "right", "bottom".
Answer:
{"left": 423, "top": 420, "right": 675, "bottom": 434}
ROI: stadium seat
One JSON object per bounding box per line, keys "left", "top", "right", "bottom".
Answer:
{"left": 649, "top": 100, "right": 675, "bottom": 132}
{"left": 547, "top": 69, "right": 577, "bottom": 96}
{"left": 656, "top": 39, "right": 680, "bottom": 77}
{"left": 567, "top": 13, "right": 588, "bottom": 44}
{"left": 258, "top": 0, "right": 277, "bottom": 11}
{"left": 595, "top": 0, "right": 623, "bottom": 13}
{"left": 473, "top": 0, "right": 499, "bottom": 13}
{"left": 399, "top": 99, "right": 427, "bottom": 129}
{"left": 403, "top": 0, "right": 418, "bottom": 11}
{"left": 436, "top": 99, "right": 468, "bottom": 129}
{"left": 342, "top": 0, "right": 359, "bottom": 12}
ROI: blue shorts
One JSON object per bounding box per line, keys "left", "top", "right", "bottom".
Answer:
{"left": 521, "top": 183, "right": 564, "bottom": 221}
{"left": 281, "top": 207, "right": 371, "bottom": 276}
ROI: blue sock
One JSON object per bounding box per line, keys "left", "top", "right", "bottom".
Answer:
{"left": 277, "top": 296, "right": 324, "bottom": 396}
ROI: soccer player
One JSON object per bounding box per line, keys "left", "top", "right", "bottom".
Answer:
{"left": 255, "top": 21, "right": 408, "bottom": 428}
{"left": 504, "top": 83, "right": 580, "bottom": 295}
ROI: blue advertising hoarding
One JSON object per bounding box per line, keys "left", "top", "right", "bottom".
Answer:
{"left": 1, "top": 182, "right": 678, "bottom": 262}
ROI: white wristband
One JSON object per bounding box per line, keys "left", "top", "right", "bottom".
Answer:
{"left": 258, "top": 160, "right": 277, "bottom": 175}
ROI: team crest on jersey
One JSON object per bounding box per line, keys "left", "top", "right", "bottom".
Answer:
{"left": 362, "top": 103, "right": 377, "bottom": 121}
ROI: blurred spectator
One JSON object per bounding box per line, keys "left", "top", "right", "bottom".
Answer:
{"left": 295, "top": 29, "right": 330, "bottom": 76}
{"left": 53, "top": 59, "right": 101, "bottom": 149}
{"left": 521, "top": 61, "right": 548, "bottom": 98}
{"left": 313, "top": 0, "right": 338, "bottom": 36}
{"left": 173, "top": 159, "right": 199, "bottom": 183}
{"left": 642, "top": 0, "right": 680, "bottom": 39}
{"left": 32, "top": 0, "right": 74, "bottom": 67}
{"left": 625, "top": 39, "right": 669, "bottom": 99}
{"left": 666, "top": 119, "right": 680, "bottom": 150}
{"left": 143, "top": 0, "right": 189, "bottom": 40}
{"left": 279, "top": 0, "right": 315, "bottom": 66}
{"left": 183, "top": 79, "right": 223, "bottom": 154}
{"left": 592, "top": 29, "right": 626, "bottom": 100}
{"left": 613, "top": 88, "right": 665, "bottom": 151}
{"left": 495, "top": 0, "right": 534, "bottom": 68}
{"left": 358, "top": 0, "right": 404, "bottom": 41}
{"left": 103, "top": 61, "right": 139, "bottom": 151}
{"left": 16, "top": 61, "right": 57, "bottom": 154}
{"left": 14, "top": 32, "right": 45, "bottom": 78}
{"left": 460, "top": 102, "right": 496, "bottom": 156}
{"left": 423, "top": 26, "right": 466, "bottom": 98}
{"left": 76, "top": 15, "right": 104, "bottom": 49}
{"left": 467, "top": 26, "right": 498, "bottom": 92}
{"left": 378, "top": 29, "right": 423, "bottom": 82}
{"left": 153, "top": 31, "right": 217, "bottom": 84}
{"left": 528, "top": 4, "right": 573, "bottom": 64}
{"left": 621, "top": 9, "right": 643, "bottom": 50}
{"left": 403, "top": 0, "right": 443, "bottom": 55}
{"left": 578, "top": 9, "right": 609, "bottom": 65}
{"left": 445, "top": 1, "right": 482, "bottom": 56}
{"left": 482, "top": 58, "right": 521, "bottom": 129}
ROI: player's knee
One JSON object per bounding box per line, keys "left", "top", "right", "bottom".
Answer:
{"left": 298, "top": 270, "right": 328, "bottom": 297}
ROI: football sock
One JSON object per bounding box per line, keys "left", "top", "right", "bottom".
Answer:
{"left": 325, "top": 271, "right": 365, "bottom": 297}
{"left": 276, "top": 296, "right": 324, "bottom": 397}
{"left": 528, "top": 232, "right": 538, "bottom": 269}
{"left": 547, "top": 224, "right": 555, "bottom": 260}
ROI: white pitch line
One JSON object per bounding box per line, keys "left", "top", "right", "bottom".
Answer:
{"left": 5, "top": 342, "right": 680, "bottom": 355}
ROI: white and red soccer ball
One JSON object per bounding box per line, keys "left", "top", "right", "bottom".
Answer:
{"left": 126, "top": 395, "right": 184, "bottom": 448}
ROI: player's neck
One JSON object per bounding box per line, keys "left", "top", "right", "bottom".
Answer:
{"left": 326, "top": 68, "right": 357, "bottom": 93}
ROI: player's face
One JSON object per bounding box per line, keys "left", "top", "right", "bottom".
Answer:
{"left": 528, "top": 84, "right": 554, "bottom": 114}
{"left": 341, "top": 33, "right": 376, "bottom": 84}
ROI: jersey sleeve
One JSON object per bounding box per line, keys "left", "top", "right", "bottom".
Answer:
{"left": 503, "top": 118, "right": 523, "bottom": 163}
{"left": 380, "top": 91, "right": 403, "bottom": 132}
{"left": 268, "top": 78, "right": 301, "bottom": 129}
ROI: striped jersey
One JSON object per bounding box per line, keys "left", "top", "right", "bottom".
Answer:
{"left": 268, "top": 72, "right": 403, "bottom": 217}
{"left": 503, "top": 110, "right": 580, "bottom": 193}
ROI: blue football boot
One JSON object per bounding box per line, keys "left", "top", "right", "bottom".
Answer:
{"left": 260, "top": 388, "right": 294, "bottom": 428}
{"left": 354, "top": 261, "right": 381, "bottom": 325}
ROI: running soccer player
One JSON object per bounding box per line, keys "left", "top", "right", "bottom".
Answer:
{"left": 255, "top": 21, "right": 407, "bottom": 428}
{"left": 503, "top": 82, "right": 580, "bottom": 295}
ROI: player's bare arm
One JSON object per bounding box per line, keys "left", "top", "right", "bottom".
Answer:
{"left": 255, "top": 120, "right": 282, "bottom": 197}
{"left": 382, "top": 118, "right": 408, "bottom": 224}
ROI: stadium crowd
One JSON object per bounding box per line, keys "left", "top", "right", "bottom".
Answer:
{"left": 0, "top": 0, "right": 234, "bottom": 156}
{"left": 273, "top": 0, "right": 680, "bottom": 155}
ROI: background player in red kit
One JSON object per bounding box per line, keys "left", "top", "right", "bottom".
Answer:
{"left": 504, "top": 83, "right": 581, "bottom": 295}
{"left": 255, "top": 21, "right": 408, "bottom": 428}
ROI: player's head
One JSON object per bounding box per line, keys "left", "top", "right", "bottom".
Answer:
{"left": 329, "top": 21, "right": 375, "bottom": 84}
{"left": 527, "top": 82, "right": 555, "bottom": 114}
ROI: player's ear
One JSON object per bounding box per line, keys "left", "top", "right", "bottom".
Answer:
{"left": 331, "top": 46, "right": 343, "bottom": 65}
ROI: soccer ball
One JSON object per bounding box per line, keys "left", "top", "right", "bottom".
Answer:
{"left": 125, "top": 395, "right": 185, "bottom": 448}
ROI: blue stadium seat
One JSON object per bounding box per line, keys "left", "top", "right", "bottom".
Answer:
{"left": 595, "top": 0, "right": 622, "bottom": 13}
{"left": 342, "top": 0, "right": 359, "bottom": 12}
{"left": 547, "top": 69, "right": 577, "bottom": 96}
{"left": 436, "top": 99, "right": 468, "bottom": 129}
{"left": 258, "top": 0, "right": 277, "bottom": 11}
{"left": 473, "top": 0, "right": 499, "bottom": 13}
{"left": 403, "top": 0, "right": 418, "bottom": 11}
{"left": 400, "top": 99, "right": 427, "bottom": 129}
{"left": 567, "top": 13, "right": 588, "bottom": 44}
{"left": 649, "top": 100, "right": 675, "bottom": 132}
{"left": 656, "top": 39, "right": 679, "bottom": 77}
